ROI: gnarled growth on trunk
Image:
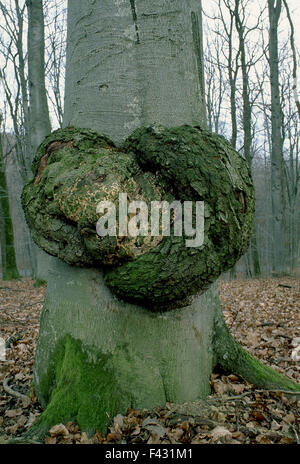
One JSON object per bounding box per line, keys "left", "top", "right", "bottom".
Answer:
{"left": 22, "top": 124, "right": 254, "bottom": 308}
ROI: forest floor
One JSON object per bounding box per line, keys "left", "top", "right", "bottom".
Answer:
{"left": 0, "top": 277, "right": 299, "bottom": 445}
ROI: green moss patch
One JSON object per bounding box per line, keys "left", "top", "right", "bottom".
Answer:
{"left": 34, "top": 335, "right": 130, "bottom": 436}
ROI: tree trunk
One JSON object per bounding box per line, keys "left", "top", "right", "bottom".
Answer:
{"left": 27, "top": 0, "right": 53, "bottom": 281}
{"left": 34, "top": 263, "right": 218, "bottom": 435}
{"left": 251, "top": 227, "right": 261, "bottom": 277}
{"left": 33, "top": 0, "right": 214, "bottom": 435}
{"left": 234, "top": 0, "right": 261, "bottom": 278}
{"left": 27, "top": 0, "right": 51, "bottom": 152}
{"left": 27, "top": 0, "right": 299, "bottom": 438}
{"left": 0, "top": 134, "right": 20, "bottom": 280}
{"left": 268, "top": 0, "right": 285, "bottom": 273}
{"left": 63, "top": 0, "right": 207, "bottom": 142}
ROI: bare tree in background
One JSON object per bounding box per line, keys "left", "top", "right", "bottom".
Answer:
{"left": 0, "top": 1, "right": 31, "bottom": 177}
{"left": 26, "top": 0, "right": 55, "bottom": 281}
{"left": 282, "top": 0, "right": 300, "bottom": 269}
{"left": 0, "top": 113, "right": 20, "bottom": 280}
{"left": 268, "top": 0, "right": 285, "bottom": 273}
{"left": 0, "top": 0, "right": 67, "bottom": 278}
{"left": 44, "top": 0, "right": 66, "bottom": 128}
{"left": 203, "top": 0, "right": 300, "bottom": 277}
{"left": 205, "top": 30, "right": 228, "bottom": 135}
{"left": 0, "top": 1, "right": 35, "bottom": 275}
{"left": 27, "top": 0, "right": 51, "bottom": 152}
{"left": 232, "top": 0, "right": 263, "bottom": 277}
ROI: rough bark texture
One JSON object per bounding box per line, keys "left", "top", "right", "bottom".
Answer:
{"left": 22, "top": 125, "right": 254, "bottom": 308}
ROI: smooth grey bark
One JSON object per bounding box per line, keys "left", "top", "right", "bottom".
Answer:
{"left": 34, "top": 264, "right": 217, "bottom": 409}
{"left": 27, "top": 0, "right": 53, "bottom": 280}
{"left": 64, "top": 0, "right": 207, "bottom": 143}
{"left": 33, "top": 0, "right": 220, "bottom": 433}
{"left": 0, "top": 132, "right": 34, "bottom": 277}
{"left": 27, "top": 0, "right": 51, "bottom": 152}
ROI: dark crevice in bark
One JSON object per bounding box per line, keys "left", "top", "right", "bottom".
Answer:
{"left": 191, "top": 12, "right": 205, "bottom": 102}
{"left": 129, "top": 0, "right": 140, "bottom": 44}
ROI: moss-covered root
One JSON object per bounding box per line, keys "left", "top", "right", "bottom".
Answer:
{"left": 213, "top": 314, "right": 300, "bottom": 393}
{"left": 25, "top": 335, "right": 130, "bottom": 440}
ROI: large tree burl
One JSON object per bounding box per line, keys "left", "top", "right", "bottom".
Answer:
{"left": 22, "top": 125, "right": 254, "bottom": 309}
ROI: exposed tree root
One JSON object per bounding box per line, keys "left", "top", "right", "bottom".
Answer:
{"left": 3, "top": 377, "right": 31, "bottom": 403}
{"left": 3, "top": 437, "right": 42, "bottom": 444}
{"left": 213, "top": 313, "right": 300, "bottom": 393}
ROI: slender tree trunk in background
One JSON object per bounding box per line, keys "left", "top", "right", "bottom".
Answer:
{"left": 283, "top": 0, "right": 300, "bottom": 120}
{"left": 27, "top": 0, "right": 51, "bottom": 152}
{"left": 224, "top": 6, "right": 239, "bottom": 280}
{"left": 233, "top": 0, "right": 261, "bottom": 278}
{"left": 0, "top": 1, "right": 37, "bottom": 277}
{"left": 27, "top": 0, "right": 53, "bottom": 281}
{"left": 283, "top": 0, "right": 300, "bottom": 271}
{"left": 0, "top": 133, "right": 20, "bottom": 280}
{"left": 14, "top": 1, "right": 32, "bottom": 177}
{"left": 228, "top": 41, "right": 239, "bottom": 150}
{"left": 268, "top": 0, "right": 285, "bottom": 273}
{"left": 0, "top": 202, "right": 5, "bottom": 276}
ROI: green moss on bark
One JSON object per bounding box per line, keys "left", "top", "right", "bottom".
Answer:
{"left": 33, "top": 335, "right": 131, "bottom": 436}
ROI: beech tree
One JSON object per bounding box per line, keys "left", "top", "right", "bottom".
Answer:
{"left": 21, "top": 0, "right": 300, "bottom": 437}
{"left": 0, "top": 0, "right": 39, "bottom": 276}
{"left": 27, "top": 0, "right": 51, "bottom": 154}
{"left": 282, "top": 0, "right": 300, "bottom": 269}
{"left": 27, "top": 0, "right": 53, "bottom": 280}
{"left": 0, "top": 0, "right": 66, "bottom": 278}
{"left": 0, "top": 115, "right": 20, "bottom": 280}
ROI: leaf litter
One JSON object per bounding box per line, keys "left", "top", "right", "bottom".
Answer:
{"left": 0, "top": 277, "right": 299, "bottom": 444}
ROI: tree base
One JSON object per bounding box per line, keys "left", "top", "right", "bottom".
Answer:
{"left": 2, "top": 271, "right": 20, "bottom": 281}
{"left": 32, "top": 259, "right": 218, "bottom": 435}
{"left": 35, "top": 335, "right": 131, "bottom": 436}
{"left": 30, "top": 259, "right": 300, "bottom": 437}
